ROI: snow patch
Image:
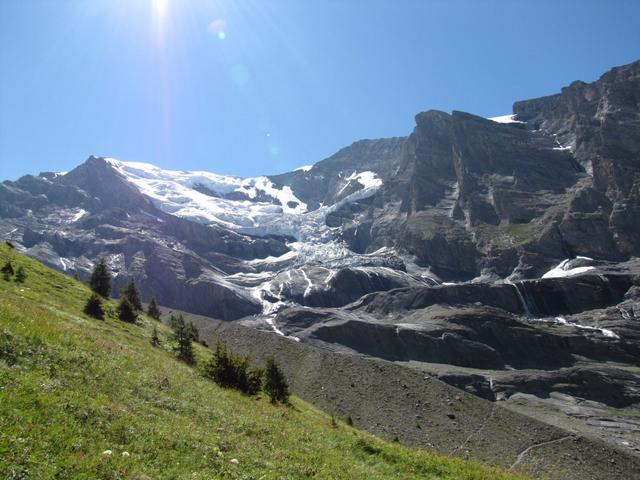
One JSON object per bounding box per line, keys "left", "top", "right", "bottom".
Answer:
{"left": 338, "top": 171, "right": 382, "bottom": 195}
{"left": 299, "top": 268, "right": 313, "bottom": 298}
{"left": 346, "top": 171, "right": 382, "bottom": 189}
{"left": 246, "top": 249, "right": 298, "bottom": 265}
{"left": 59, "top": 258, "right": 70, "bottom": 271}
{"left": 530, "top": 316, "right": 620, "bottom": 339}
{"left": 294, "top": 165, "right": 313, "bottom": 172}
{"left": 489, "top": 114, "right": 524, "bottom": 124}
{"left": 542, "top": 257, "right": 595, "bottom": 279}
{"left": 70, "top": 208, "right": 87, "bottom": 223}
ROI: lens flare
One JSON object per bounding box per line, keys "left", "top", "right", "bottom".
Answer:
{"left": 207, "top": 18, "right": 226, "bottom": 40}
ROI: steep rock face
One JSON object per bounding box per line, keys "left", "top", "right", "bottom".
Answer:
{"left": 333, "top": 109, "right": 588, "bottom": 280}
{"left": 517, "top": 273, "right": 634, "bottom": 317}
{"left": 514, "top": 60, "right": 640, "bottom": 259}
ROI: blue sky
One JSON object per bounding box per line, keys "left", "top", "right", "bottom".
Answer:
{"left": 1, "top": 0, "right": 639, "bottom": 180}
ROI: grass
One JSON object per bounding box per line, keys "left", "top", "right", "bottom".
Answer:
{"left": 0, "top": 245, "right": 527, "bottom": 480}
{"left": 498, "top": 220, "right": 537, "bottom": 246}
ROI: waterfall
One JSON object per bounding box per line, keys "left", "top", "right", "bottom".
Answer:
{"left": 505, "top": 280, "right": 536, "bottom": 317}
{"left": 517, "top": 281, "right": 541, "bottom": 317}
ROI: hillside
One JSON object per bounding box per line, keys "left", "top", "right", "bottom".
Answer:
{"left": 0, "top": 244, "right": 525, "bottom": 480}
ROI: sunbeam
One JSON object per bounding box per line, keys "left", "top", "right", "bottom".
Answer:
{"left": 151, "top": 0, "right": 169, "bottom": 45}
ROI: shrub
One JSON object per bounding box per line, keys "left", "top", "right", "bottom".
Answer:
{"left": 83, "top": 293, "right": 105, "bottom": 320}
{"left": 117, "top": 297, "right": 137, "bottom": 323}
{"left": 147, "top": 297, "right": 161, "bottom": 320}
{"left": 89, "top": 258, "right": 112, "bottom": 297}
{"left": 354, "top": 437, "right": 382, "bottom": 455}
{"left": 121, "top": 279, "right": 142, "bottom": 311}
{"left": 263, "top": 358, "right": 290, "bottom": 404}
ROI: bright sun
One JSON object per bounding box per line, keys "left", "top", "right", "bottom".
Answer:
{"left": 152, "top": 0, "right": 169, "bottom": 21}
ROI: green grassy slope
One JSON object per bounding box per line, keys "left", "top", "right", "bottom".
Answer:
{"left": 0, "top": 245, "right": 527, "bottom": 480}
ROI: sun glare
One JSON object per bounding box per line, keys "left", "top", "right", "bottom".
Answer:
{"left": 151, "top": 0, "right": 170, "bottom": 44}
{"left": 152, "top": 0, "right": 169, "bottom": 19}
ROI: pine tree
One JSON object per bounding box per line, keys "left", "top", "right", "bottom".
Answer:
{"left": 170, "top": 314, "right": 195, "bottom": 364}
{"left": 204, "top": 341, "right": 235, "bottom": 387}
{"left": 150, "top": 326, "right": 160, "bottom": 347}
{"left": 121, "top": 279, "right": 142, "bottom": 312}
{"left": 187, "top": 322, "right": 200, "bottom": 342}
{"left": 83, "top": 293, "right": 105, "bottom": 320}
{"left": 117, "top": 297, "right": 137, "bottom": 323}
{"left": 263, "top": 358, "right": 290, "bottom": 404}
{"left": 2, "top": 261, "right": 14, "bottom": 281}
{"left": 89, "top": 258, "right": 112, "bottom": 297}
{"left": 147, "top": 296, "right": 161, "bottom": 320}
{"left": 14, "top": 266, "right": 27, "bottom": 283}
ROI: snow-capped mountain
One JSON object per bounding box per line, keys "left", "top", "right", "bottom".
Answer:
{"left": 2, "top": 61, "right": 640, "bottom": 447}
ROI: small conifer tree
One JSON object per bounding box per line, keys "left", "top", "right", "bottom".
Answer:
{"left": 89, "top": 258, "right": 112, "bottom": 297}
{"left": 14, "top": 266, "right": 27, "bottom": 283}
{"left": 121, "top": 279, "right": 142, "bottom": 311}
{"left": 170, "top": 314, "right": 195, "bottom": 364}
{"left": 117, "top": 297, "right": 137, "bottom": 323}
{"left": 83, "top": 293, "right": 105, "bottom": 320}
{"left": 187, "top": 322, "right": 200, "bottom": 342}
{"left": 150, "top": 326, "right": 160, "bottom": 347}
{"left": 2, "top": 261, "right": 14, "bottom": 281}
{"left": 147, "top": 296, "right": 161, "bottom": 320}
{"left": 263, "top": 358, "right": 290, "bottom": 404}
